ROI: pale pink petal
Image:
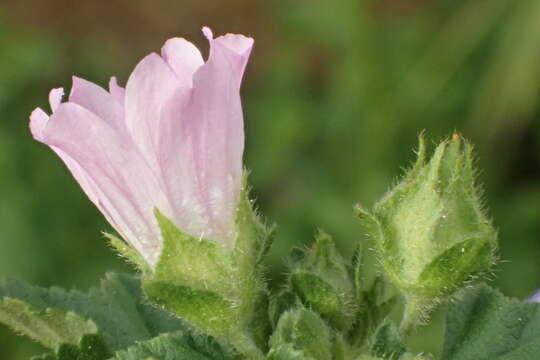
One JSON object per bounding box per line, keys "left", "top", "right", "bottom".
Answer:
{"left": 31, "top": 30, "right": 254, "bottom": 264}
{"left": 203, "top": 27, "right": 254, "bottom": 88}
{"left": 109, "top": 76, "right": 125, "bottom": 104}
{"left": 69, "top": 76, "right": 126, "bottom": 133}
{"left": 124, "top": 53, "right": 181, "bottom": 173}
{"left": 49, "top": 88, "right": 64, "bottom": 112}
{"left": 161, "top": 38, "right": 204, "bottom": 87}
{"left": 168, "top": 28, "right": 253, "bottom": 248}
{"left": 158, "top": 88, "right": 212, "bottom": 240}
{"left": 41, "top": 102, "right": 171, "bottom": 265}
{"left": 202, "top": 26, "right": 213, "bottom": 40}
{"left": 29, "top": 108, "right": 49, "bottom": 141}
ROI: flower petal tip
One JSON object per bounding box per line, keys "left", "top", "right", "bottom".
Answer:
{"left": 49, "top": 87, "right": 64, "bottom": 113}
{"left": 29, "top": 108, "right": 49, "bottom": 141}
{"left": 202, "top": 26, "right": 214, "bottom": 40}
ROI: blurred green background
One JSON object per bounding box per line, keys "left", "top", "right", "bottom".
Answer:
{"left": 1, "top": 0, "right": 540, "bottom": 358}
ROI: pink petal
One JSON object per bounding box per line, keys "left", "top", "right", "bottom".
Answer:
{"left": 49, "top": 88, "right": 64, "bottom": 112}
{"left": 41, "top": 102, "right": 171, "bottom": 265}
{"left": 109, "top": 76, "right": 126, "bottom": 104}
{"left": 207, "top": 27, "right": 254, "bottom": 88}
{"left": 29, "top": 108, "right": 49, "bottom": 141}
{"left": 124, "top": 53, "right": 181, "bottom": 173}
{"left": 161, "top": 38, "right": 204, "bottom": 87}
{"left": 168, "top": 28, "right": 253, "bottom": 247}
{"left": 69, "top": 76, "right": 126, "bottom": 133}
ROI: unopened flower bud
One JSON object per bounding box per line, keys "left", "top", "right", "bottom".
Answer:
{"left": 357, "top": 134, "right": 497, "bottom": 331}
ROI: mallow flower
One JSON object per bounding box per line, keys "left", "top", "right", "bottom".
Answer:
{"left": 29, "top": 27, "right": 254, "bottom": 267}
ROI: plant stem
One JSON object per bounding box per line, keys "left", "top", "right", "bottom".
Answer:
{"left": 399, "top": 297, "right": 426, "bottom": 337}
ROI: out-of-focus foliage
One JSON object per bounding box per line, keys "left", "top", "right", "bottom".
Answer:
{"left": 0, "top": 0, "right": 539, "bottom": 358}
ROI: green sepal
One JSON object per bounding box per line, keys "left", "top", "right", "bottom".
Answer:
{"left": 267, "top": 308, "right": 333, "bottom": 360}
{"left": 142, "top": 280, "right": 236, "bottom": 338}
{"left": 105, "top": 232, "right": 151, "bottom": 275}
{"left": 144, "top": 176, "right": 271, "bottom": 359}
{"left": 269, "top": 290, "right": 299, "bottom": 329}
{"left": 151, "top": 209, "right": 235, "bottom": 296}
{"left": 290, "top": 271, "right": 351, "bottom": 330}
{"left": 234, "top": 172, "right": 275, "bottom": 266}
{"left": 288, "top": 231, "right": 355, "bottom": 331}
{"left": 231, "top": 174, "right": 274, "bottom": 350}
{"left": 143, "top": 209, "right": 238, "bottom": 340}
{"left": 417, "top": 236, "right": 492, "bottom": 297}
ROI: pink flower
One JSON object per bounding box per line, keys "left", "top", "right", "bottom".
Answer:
{"left": 30, "top": 27, "right": 254, "bottom": 266}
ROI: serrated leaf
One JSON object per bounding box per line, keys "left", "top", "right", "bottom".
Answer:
{"left": 0, "top": 273, "right": 185, "bottom": 351}
{"left": 111, "top": 330, "right": 241, "bottom": 360}
{"left": 23, "top": 334, "right": 110, "bottom": 360}
{"left": 442, "top": 284, "right": 540, "bottom": 360}
{"left": 55, "top": 333, "right": 111, "bottom": 360}
{"left": 0, "top": 297, "right": 97, "bottom": 349}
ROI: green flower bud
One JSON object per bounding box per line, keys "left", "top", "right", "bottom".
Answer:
{"left": 267, "top": 308, "right": 334, "bottom": 360}
{"left": 288, "top": 231, "right": 355, "bottom": 331}
{"left": 357, "top": 134, "right": 497, "bottom": 332}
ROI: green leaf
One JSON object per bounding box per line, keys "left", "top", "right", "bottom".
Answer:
{"left": 0, "top": 297, "right": 96, "bottom": 348}
{"left": 268, "top": 308, "right": 333, "bottom": 360}
{"left": 21, "top": 334, "right": 110, "bottom": 360}
{"left": 111, "top": 330, "right": 241, "bottom": 360}
{"left": 55, "top": 334, "right": 111, "bottom": 360}
{"left": 0, "top": 273, "right": 185, "bottom": 351}
{"left": 442, "top": 284, "right": 540, "bottom": 360}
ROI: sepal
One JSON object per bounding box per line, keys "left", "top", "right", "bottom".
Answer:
{"left": 288, "top": 231, "right": 355, "bottom": 331}
{"left": 143, "top": 176, "right": 272, "bottom": 358}
{"left": 267, "top": 308, "right": 334, "bottom": 360}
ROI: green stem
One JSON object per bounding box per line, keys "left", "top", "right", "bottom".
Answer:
{"left": 399, "top": 297, "right": 427, "bottom": 337}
